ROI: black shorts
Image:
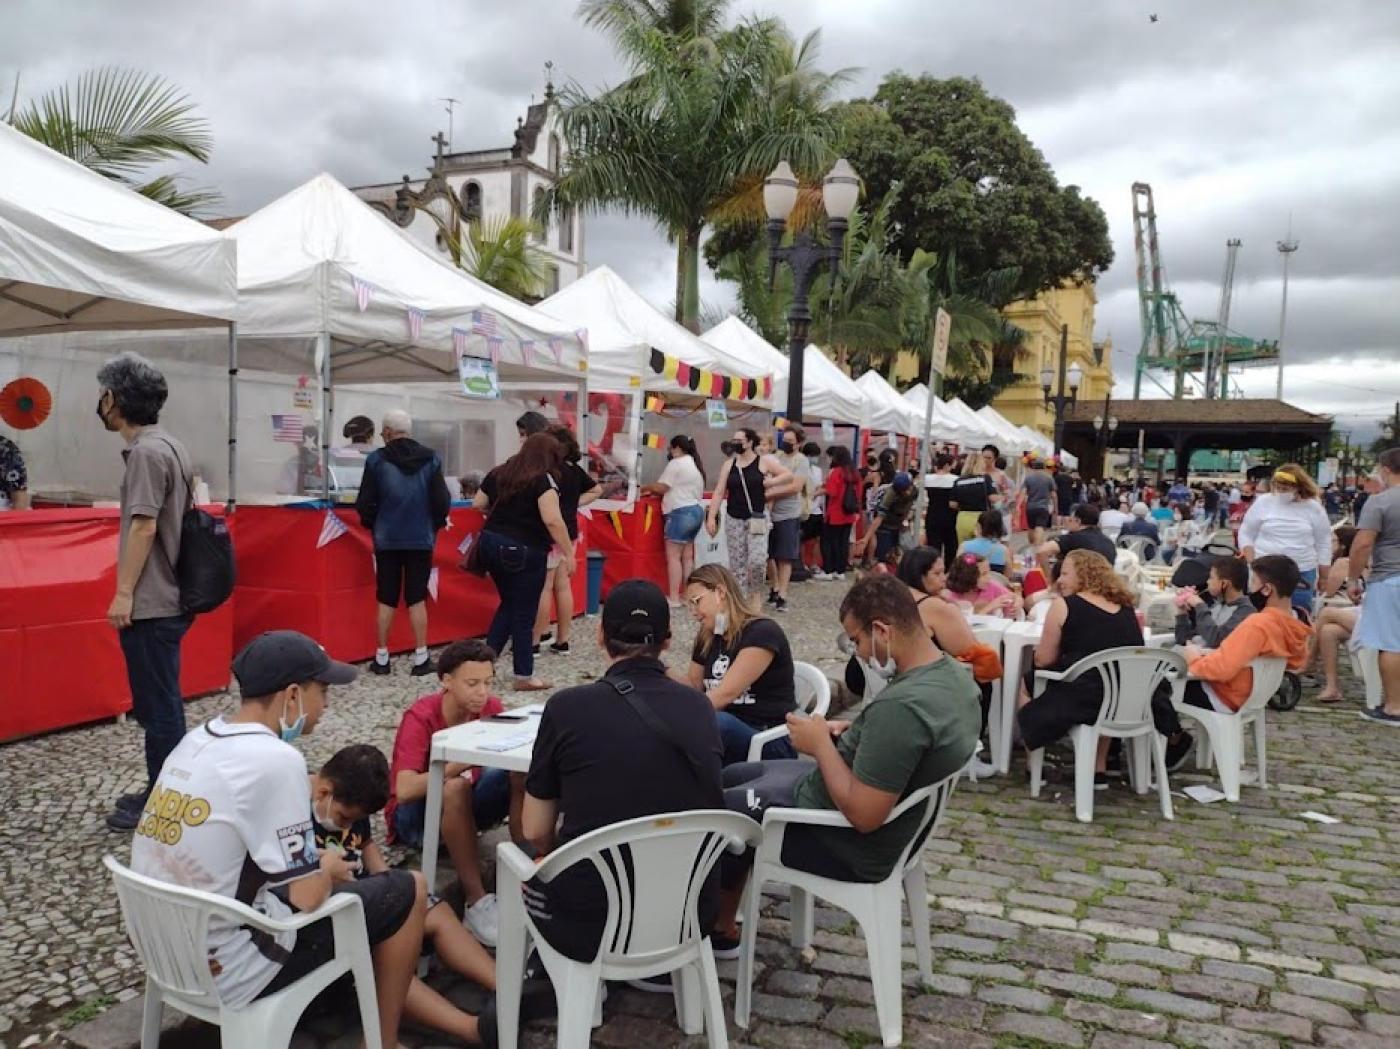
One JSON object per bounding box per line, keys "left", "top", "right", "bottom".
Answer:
{"left": 1026, "top": 507, "right": 1052, "bottom": 529}
{"left": 257, "top": 870, "right": 417, "bottom": 999}
{"left": 800, "top": 514, "right": 824, "bottom": 542}
{"left": 376, "top": 549, "right": 433, "bottom": 607}
{"left": 768, "top": 518, "right": 801, "bottom": 562}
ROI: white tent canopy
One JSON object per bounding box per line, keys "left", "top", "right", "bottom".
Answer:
{"left": 0, "top": 122, "right": 236, "bottom": 336}
{"left": 975, "top": 405, "right": 1035, "bottom": 454}
{"left": 230, "top": 173, "right": 584, "bottom": 383}
{"left": 1018, "top": 425, "right": 1053, "bottom": 457}
{"left": 941, "top": 396, "right": 1002, "bottom": 447}
{"left": 854, "top": 371, "right": 922, "bottom": 436}
{"left": 539, "top": 266, "right": 769, "bottom": 400}
{"left": 701, "top": 318, "right": 864, "bottom": 425}
{"left": 901, "top": 383, "right": 983, "bottom": 447}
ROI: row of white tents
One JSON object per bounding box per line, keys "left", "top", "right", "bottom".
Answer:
{"left": 1, "top": 120, "right": 1070, "bottom": 507}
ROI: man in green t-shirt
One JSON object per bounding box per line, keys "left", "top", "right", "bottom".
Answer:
{"left": 712, "top": 575, "right": 980, "bottom": 952}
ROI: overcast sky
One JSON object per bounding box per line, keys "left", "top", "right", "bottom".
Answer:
{"left": 8, "top": 0, "right": 1398, "bottom": 438}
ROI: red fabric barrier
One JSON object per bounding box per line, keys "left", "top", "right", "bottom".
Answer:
{"left": 0, "top": 507, "right": 232, "bottom": 742}
{"left": 230, "top": 506, "right": 588, "bottom": 663}
{"left": 583, "top": 498, "right": 669, "bottom": 598}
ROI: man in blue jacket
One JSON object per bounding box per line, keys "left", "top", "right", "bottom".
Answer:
{"left": 356, "top": 409, "right": 451, "bottom": 675}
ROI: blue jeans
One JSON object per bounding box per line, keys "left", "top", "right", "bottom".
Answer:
{"left": 1293, "top": 568, "right": 1318, "bottom": 614}
{"left": 392, "top": 767, "right": 513, "bottom": 847}
{"left": 480, "top": 531, "right": 549, "bottom": 678}
{"left": 716, "top": 710, "right": 797, "bottom": 766}
{"left": 119, "top": 614, "right": 193, "bottom": 791}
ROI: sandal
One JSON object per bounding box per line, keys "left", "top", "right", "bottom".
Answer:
{"left": 513, "top": 676, "right": 552, "bottom": 692}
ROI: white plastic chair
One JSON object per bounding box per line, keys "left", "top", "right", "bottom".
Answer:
{"left": 493, "top": 811, "right": 761, "bottom": 1049}
{"left": 103, "top": 854, "right": 381, "bottom": 1049}
{"left": 1175, "top": 657, "right": 1287, "bottom": 801}
{"left": 1118, "top": 535, "right": 1160, "bottom": 564}
{"left": 1028, "top": 647, "right": 1187, "bottom": 823}
{"left": 746, "top": 661, "right": 832, "bottom": 762}
{"left": 734, "top": 772, "right": 963, "bottom": 1048}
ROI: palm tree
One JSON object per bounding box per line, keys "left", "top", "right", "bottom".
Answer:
{"left": 9, "top": 67, "right": 219, "bottom": 215}
{"left": 542, "top": 2, "right": 839, "bottom": 331}
{"left": 456, "top": 216, "right": 549, "bottom": 301}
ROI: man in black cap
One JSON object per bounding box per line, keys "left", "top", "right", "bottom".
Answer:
{"left": 129, "top": 631, "right": 425, "bottom": 1049}
{"left": 518, "top": 579, "right": 723, "bottom": 979}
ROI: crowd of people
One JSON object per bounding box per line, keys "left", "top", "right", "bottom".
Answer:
{"left": 56, "top": 345, "right": 1399, "bottom": 1045}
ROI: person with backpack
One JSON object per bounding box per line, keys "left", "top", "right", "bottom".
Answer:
{"left": 97, "top": 353, "right": 196, "bottom": 831}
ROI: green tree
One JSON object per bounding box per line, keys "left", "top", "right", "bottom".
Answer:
{"left": 540, "top": 1, "right": 840, "bottom": 331}
{"left": 833, "top": 74, "right": 1112, "bottom": 302}
{"left": 10, "top": 67, "right": 219, "bottom": 215}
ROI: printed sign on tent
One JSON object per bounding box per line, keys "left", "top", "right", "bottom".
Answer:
{"left": 292, "top": 375, "right": 314, "bottom": 411}
{"left": 821, "top": 419, "right": 836, "bottom": 443}
{"left": 706, "top": 399, "right": 729, "bottom": 429}
{"left": 458, "top": 356, "right": 500, "bottom": 400}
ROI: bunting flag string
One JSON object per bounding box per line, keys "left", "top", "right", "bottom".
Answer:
{"left": 642, "top": 432, "right": 665, "bottom": 449}
{"left": 520, "top": 339, "right": 536, "bottom": 367}
{"left": 406, "top": 307, "right": 425, "bottom": 340}
{"left": 645, "top": 394, "right": 666, "bottom": 413}
{"left": 486, "top": 337, "right": 503, "bottom": 366}
{"left": 645, "top": 347, "right": 769, "bottom": 402}
{"left": 548, "top": 336, "right": 564, "bottom": 365}
{"left": 452, "top": 327, "right": 468, "bottom": 356}
{"left": 351, "top": 276, "right": 375, "bottom": 312}
{"left": 316, "top": 509, "right": 350, "bottom": 549}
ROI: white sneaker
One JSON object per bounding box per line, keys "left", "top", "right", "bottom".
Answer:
{"left": 464, "top": 893, "right": 499, "bottom": 947}
{"left": 812, "top": 570, "right": 832, "bottom": 581}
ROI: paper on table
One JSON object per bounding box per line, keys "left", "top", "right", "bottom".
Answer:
{"left": 1183, "top": 784, "right": 1228, "bottom": 804}
{"left": 1299, "top": 810, "right": 1341, "bottom": 824}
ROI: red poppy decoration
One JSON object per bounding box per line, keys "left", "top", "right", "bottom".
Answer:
{"left": 0, "top": 377, "right": 53, "bottom": 430}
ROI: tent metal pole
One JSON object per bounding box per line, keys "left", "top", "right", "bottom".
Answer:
{"left": 226, "top": 322, "right": 238, "bottom": 513}
{"left": 320, "top": 332, "right": 332, "bottom": 503}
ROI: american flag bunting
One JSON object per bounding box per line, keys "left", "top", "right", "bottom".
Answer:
{"left": 406, "top": 307, "right": 425, "bottom": 340}
{"left": 452, "top": 327, "right": 468, "bottom": 356}
{"left": 471, "top": 309, "right": 497, "bottom": 336}
{"left": 316, "top": 509, "right": 349, "bottom": 548}
{"left": 351, "top": 276, "right": 374, "bottom": 312}
{"left": 486, "top": 337, "right": 503, "bottom": 365}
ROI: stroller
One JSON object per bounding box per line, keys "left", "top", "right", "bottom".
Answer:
{"left": 1169, "top": 548, "right": 1305, "bottom": 711}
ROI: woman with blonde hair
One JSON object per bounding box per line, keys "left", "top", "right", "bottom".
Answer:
{"left": 682, "top": 563, "right": 797, "bottom": 764}
{"left": 1017, "top": 550, "right": 1193, "bottom": 785}
{"left": 1239, "top": 463, "right": 1332, "bottom": 612}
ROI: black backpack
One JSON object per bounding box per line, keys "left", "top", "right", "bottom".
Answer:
{"left": 158, "top": 438, "right": 236, "bottom": 614}
{"left": 841, "top": 470, "right": 860, "bottom": 515}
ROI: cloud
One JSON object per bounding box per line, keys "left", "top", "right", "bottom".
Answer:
{"left": 5, "top": 0, "right": 1397, "bottom": 426}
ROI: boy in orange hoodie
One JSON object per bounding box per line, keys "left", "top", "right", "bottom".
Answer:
{"left": 1178, "top": 555, "right": 1312, "bottom": 713}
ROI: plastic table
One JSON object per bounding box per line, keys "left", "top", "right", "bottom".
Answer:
{"left": 418, "top": 705, "right": 545, "bottom": 897}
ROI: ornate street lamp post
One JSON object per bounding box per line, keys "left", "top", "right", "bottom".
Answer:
{"left": 764, "top": 159, "right": 860, "bottom": 425}
{"left": 1041, "top": 323, "right": 1083, "bottom": 456}
{"left": 1093, "top": 397, "right": 1119, "bottom": 477}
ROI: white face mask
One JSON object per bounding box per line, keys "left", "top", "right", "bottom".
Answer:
{"left": 314, "top": 797, "right": 345, "bottom": 834}
{"left": 714, "top": 611, "right": 728, "bottom": 636}
{"left": 1276, "top": 491, "right": 1296, "bottom": 503}
{"left": 863, "top": 626, "right": 897, "bottom": 682}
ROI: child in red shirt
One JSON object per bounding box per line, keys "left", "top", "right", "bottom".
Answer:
{"left": 385, "top": 639, "right": 525, "bottom": 948}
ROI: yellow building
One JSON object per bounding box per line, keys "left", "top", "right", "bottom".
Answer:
{"left": 994, "top": 282, "right": 1113, "bottom": 437}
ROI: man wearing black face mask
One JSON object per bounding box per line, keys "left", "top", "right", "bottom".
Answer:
{"left": 96, "top": 353, "right": 197, "bottom": 831}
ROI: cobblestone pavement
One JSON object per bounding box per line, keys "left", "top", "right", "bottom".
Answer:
{"left": 3, "top": 578, "right": 1398, "bottom": 1048}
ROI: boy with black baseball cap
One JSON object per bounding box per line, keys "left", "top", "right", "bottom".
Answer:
{"left": 130, "top": 631, "right": 425, "bottom": 1049}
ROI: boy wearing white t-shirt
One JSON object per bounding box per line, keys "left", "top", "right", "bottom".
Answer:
{"left": 131, "top": 631, "right": 425, "bottom": 1048}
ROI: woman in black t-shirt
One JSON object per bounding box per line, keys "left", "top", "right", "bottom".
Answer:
{"left": 473, "top": 433, "right": 575, "bottom": 690}
{"left": 681, "top": 563, "right": 797, "bottom": 765}
{"left": 531, "top": 426, "right": 600, "bottom": 655}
